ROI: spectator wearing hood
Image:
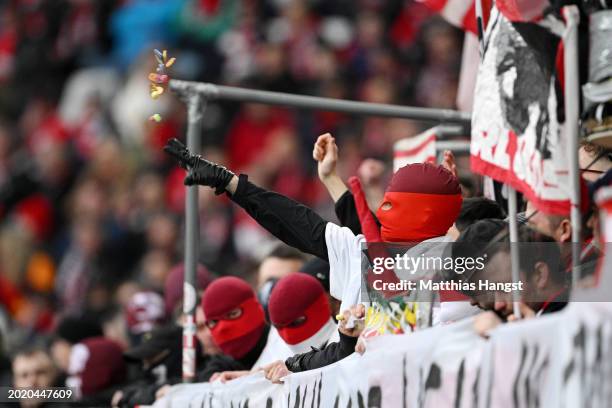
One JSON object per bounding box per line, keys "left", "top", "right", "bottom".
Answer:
{"left": 299, "top": 258, "right": 341, "bottom": 318}
{"left": 49, "top": 316, "right": 103, "bottom": 377}
{"left": 202, "top": 277, "right": 270, "bottom": 371}
{"left": 163, "top": 134, "right": 463, "bottom": 336}
{"left": 325, "top": 151, "right": 502, "bottom": 325}
{"left": 206, "top": 273, "right": 345, "bottom": 383}
{"left": 268, "top": 273, "right": 337, "bottom": 355}
{"left": 264, "top": 303, "right": 365, "bottom": 384}
{"left": 65, "top": 337, "right": 126, "bottom": 406}
{"left": 262, "top": 272, "right": 361, "bottom": 383}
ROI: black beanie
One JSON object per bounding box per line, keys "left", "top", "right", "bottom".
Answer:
{"left": 55, "top": 316, "right": 103, "bottom": 344}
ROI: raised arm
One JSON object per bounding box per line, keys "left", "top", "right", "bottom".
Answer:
{"left": 313, "top": 133, "right": 348, "bottom": 203}
{"left": 313, "top": 134, "right": 381, "bottom": 235}
{"left": 164, "top": 138, "right": 329, "bottom": 260}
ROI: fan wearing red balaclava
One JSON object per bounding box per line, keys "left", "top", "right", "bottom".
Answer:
{"left": 164, "top": 135, "right": 463, "bottom": 324}
{"left": 202, "top": 276, "right": 306, "bottom": 383}
{"left": 374, "top": 163, "right": 462, "bottom": 243}
{"left": 201, "top": 276, "right": 267, "bottom": 363}
{"left": 263, "top": 272, "right": 363, "bottom": 381}
{"left": 268, "top": 273, "right": 337, "bottom": 354}
{"left": 66, "top": 337, "right": 126, "bottom": 403}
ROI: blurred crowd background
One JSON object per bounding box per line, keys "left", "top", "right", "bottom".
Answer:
{"left": 0, "top": 0, "right": 468, "bottom": 386}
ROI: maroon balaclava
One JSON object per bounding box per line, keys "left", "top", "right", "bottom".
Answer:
{"left": 375, "top": 163, "right": 462, "bottom": 242}
{"left": 350, "top": 164, "right": 462, "bottom": 299}
{"left": 268, "top": 273, "right": 330, "bottom": 345}
{"left": 67, "top": 337, "right": 126, "bottom": 397}
{"left": 201, "top": 277, "right": 265, "bottom": 359}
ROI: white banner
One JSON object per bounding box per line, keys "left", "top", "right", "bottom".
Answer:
{"left": 153, "top": 303, "right": 612, "bottom": 408}
{"left": 470, "top": 6, "right": 571, "bottom": 215}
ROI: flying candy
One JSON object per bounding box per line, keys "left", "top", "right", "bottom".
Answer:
{"left": 148, "top": 49, "right": 176, "bottom": 122}
{"left": 148, "top": 73, "right": 169, "bottom": 84}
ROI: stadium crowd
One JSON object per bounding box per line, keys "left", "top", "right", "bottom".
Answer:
{"left": 0, "top": 0, "right": 610, "bottom": 407}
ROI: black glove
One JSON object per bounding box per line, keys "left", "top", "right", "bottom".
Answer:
{"left": 163, "top": 138, "right": 235, "bottom": 195}
{"left": 163, "top": 138, "right": 198, "bottom": 169}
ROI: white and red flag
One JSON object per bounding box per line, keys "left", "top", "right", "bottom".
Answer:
{"left": 469, "top": 5, "right": 577, "bottom": 215}
{"left": 393, "top": 127, "right": 437, "bottom": 171}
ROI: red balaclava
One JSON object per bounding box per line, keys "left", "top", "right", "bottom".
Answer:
{"left": 67, "top": 337, "right": 126, "bottom": 398}
{"left": 201, "top": 277, "right": 265, "bottom": 359}
{"left": 375, "top": 163, "right": 462, "bottom": 242}
{"left": 268, "top": 273, "right": 331, "bottom": 345}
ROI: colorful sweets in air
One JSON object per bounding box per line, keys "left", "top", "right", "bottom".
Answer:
{"left": 148, "top": 49, "right": 175, "bottom": 122}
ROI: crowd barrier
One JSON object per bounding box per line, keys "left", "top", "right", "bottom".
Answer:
{"left": 153, "top": 299, "right": 612, "bottom": 408}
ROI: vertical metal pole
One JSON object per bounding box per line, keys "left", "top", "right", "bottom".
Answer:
{"left": 182, "top": 93, "right": 204, "bottom": 382}
{"left": 507, "top": 187, "right": 522, "bottom": 318}
{"left": 562, "top": 6, "right": 582, "bottom": 288}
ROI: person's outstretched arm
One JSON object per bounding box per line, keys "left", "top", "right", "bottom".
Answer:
{"left": 229, "top": 174, "right": 328, "bottom": 260}
{"left": 164, "top": 138, "right": 329, "bottom": 260}
{"left": 262, "top": 305, "right": 365, "bottom": 383}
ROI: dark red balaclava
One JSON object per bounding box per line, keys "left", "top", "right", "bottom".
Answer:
{"left": 268, "top": 273, "right": 330, "bottom": 345}
{"left": 201, "top": 277, "right": 265, "bottom": 359}
{"left": 67, "top": 337, "right": 126, "bottom": 398}
{"left": 375, "top": 163, "right": 462, "bottom": 242}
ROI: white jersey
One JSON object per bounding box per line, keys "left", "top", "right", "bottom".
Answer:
{"left": 324, "top": 222, "right": 475, "bottom": 331}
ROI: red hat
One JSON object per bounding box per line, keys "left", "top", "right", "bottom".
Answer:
{"left": 201, "top": 277, "right": 265, "bottom": 359}
{"left": 164, "top": 263, "right": 213, "bottom": 316}
{"left": 14, "top": 194, "right": 53, "bottom": 241}
{"left": 126, "top": 291, "right": 166, "bottom": 335}
{"left": 67, "top": 337, "right": 125, "bottom": 397}
{"left": 268, "top": 273, "right": 330, "bottom": 345}
{"left": 376, "top": 163, "right": 462, "bottom": 242}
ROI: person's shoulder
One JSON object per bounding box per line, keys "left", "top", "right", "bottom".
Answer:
{"left": 325, "top": 222, "right": 363, "bottom": 243}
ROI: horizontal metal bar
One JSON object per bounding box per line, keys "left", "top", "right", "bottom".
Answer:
{"left": 436, "top": 140, "right": 471, "bottom": 152}
{"left": 169, "top": 80, "right": 471, "bottom": 124}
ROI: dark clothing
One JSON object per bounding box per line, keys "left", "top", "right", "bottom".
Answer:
{"left": 195, "top": 354, "right": 247, "bottom": 382}
{"left": 75, "top": 385, "right": 123, "bottom": 407}
{"left": 118, "top": 381, "right": 166, "bottom": 408}
{"left": 117, "top": 351, "right": 246, "bottom": 407}
{"left": 334, "top": 190, "right": 380, "bottom": 236}
{"left": 334, "top": 190, "right": 363, "bottom": 235}
{"left": 229, "top": 175, "right": 381, "bottom": 262}
{"left": 238, "top": 324, "right": 271, "bottom": 369}
{"left": 285, "top": 332, "right": 357, "bottom": 373}
{"left": 229, "top": 174, "right": 329, "bottom": 260}
{"left": 539, "top": 288, "right": 569, "bottom": 315}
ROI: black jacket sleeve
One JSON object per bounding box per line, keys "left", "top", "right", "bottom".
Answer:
{"left": 284, "top": 332, "right": 357, "bottom": 372}
{"left": 334, "top": 190, "right": 380, "bottom": 236}
{"left": 229, "top": 174, "right": 329, "bottom": 260}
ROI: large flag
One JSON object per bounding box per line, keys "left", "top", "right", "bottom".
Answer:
{"left": 470, "top": 5, "right": 572, "bottom": 215}
{"left": 420, "top": 0, "right": 551, "bottom": 112}
{"left": 419, "top": 0, "right": 548, "bottom": 32}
